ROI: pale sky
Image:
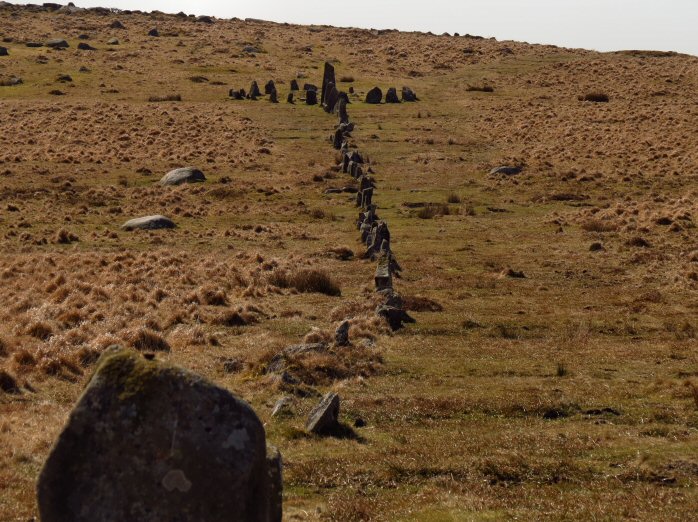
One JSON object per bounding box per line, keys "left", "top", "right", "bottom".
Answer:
{"left": 11, "top": 1, "right": 698, "bottom": 56}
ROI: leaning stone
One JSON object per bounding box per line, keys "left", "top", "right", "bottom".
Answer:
{"left": 160, "top": 167, "right": 206, "bottom": 186}
{"left": 385, "top": 87, "right": 400, "bottom": 103}
{"left": 271, "top": 396, "right": 294, "bottom": 418}
{"left": 45, "top": 39, "right": 69, "bottom": 48}
{"left": 334, "top": 320, "right": 350, "bottom": 346}
{"left": 37, "top": 347, "right": 276, "bottom": 522}
{"left": 121, "top": 215, "right": 176, "bottom": 231}
{"left": 489, "top": 166, "right": 522, "bottom": 176}
{"left": 306, "top": 392, "right": 340, "bottom": 434}
{"left": 365, "top": 87, "right": 382, "bottom": 104}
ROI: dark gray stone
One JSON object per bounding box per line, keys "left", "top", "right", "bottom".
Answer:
{"left": 148, "top": 28, "right": 159, "bottom": 37}
{"left": 160, "top": 167, "right": 206, "bottom": 186}
{"left": 110, "top": 20, "right": 125, "bottom": 29}
{"left": 402, "top": 86, "right": 418, "bottom": 101}
{"left": 77, "top": 42, "right": 96, "bottom": 51}
{"left": 0, "top": 46, "right": 8, "bottom": 56}
{"left": 121, "top": 215, "right": 176, "bottom": 231}
{"left": 286, "top": 92, "right": 294, "bottom": 104}
{"left": 266, "top": 446, "right": 283, "bottom": 522}
{"left": 365, "top": 87, "right": 382, "bottom": 104}
{"left": 45, "top": 39, "right": 69, "bottom": 48}
{"left": 305, "top": 392, "right": 340, "bottom": 434}
{"left": 289, "top": 79, "right": 299, "bottom": 91}
{"left": 248, "top": 81, "right": 261, "bottom": 99}
{"left": 489, "top": 166, "right": 522, "bottom": 176}
{"left": 305, "top": 89, "right": 317, "bottom": 105}
{"left": 37, "top": 347, "right": 277, "bottom": 522}
{"left": 385, "top": 87, "right": 400, "bottom": 103}
{"left": 264, "top": 80, "right": 275, "bottom": 95}
{"left": 303, "top": 83, "right": 317, "bottom": 92}
{"left": 320, "top": 61, "right": 335, "bottom": 107}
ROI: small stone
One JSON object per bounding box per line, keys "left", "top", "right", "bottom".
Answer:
{"left": 148, "top": 28, "right": 159, "bottom": 37}
{"left": 365, "top": 86, "right": 382, "bottom": 104}
{"left": 160, "top": 167, "right": 206, "bottom": 186}
{"left": 45, "top": 39, "right": 69, "bottom": 49}
{"left": 385, "top": 87, "right": 400, "bottom": 103}
{"left": 0, "top": 47, "right": 8, "bottom": 56}
{"left": 290, "top": 79, "right": 299, "bottom": 91}
{"left": 334, "top": 320, "right": 350, "bottom": 346}
{"left": 306, "top": 392, "right": 340, "bottom": 434}
{"left": 110, "top": 20, "right": 125, "bottom": 29}
{"left": 77, "top": 42, "right": 96, "bottom": 51}
{"left": 489, "top": 166, "right": 522, "bottom": 176}
{"left": 107, "top": 38, "right": 119, "bottom": 45}
{"left": 589, "top": 242, "right": 605, "bottom": 252}
{"left": 121, "top": 215, "right": 176, "bottom": 231}
{"left": 286, "top": 92, "right": 294, "bottom": 104}
{"left": 354, "top": 418, "right": 366, "bottom": 428}
{"left": 271, "top": 396, "right": 294, "bottom": 418}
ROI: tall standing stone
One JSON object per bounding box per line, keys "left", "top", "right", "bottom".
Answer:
{"left": 320, "top": 61, "right": 335, "bottom": 107}
{"left": 37, "top": 347, "right": 280, "bottom": 522}
{"left": 365, "top": 87, "right": 382, "bottom": 104}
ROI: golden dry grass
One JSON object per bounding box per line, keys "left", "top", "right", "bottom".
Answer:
{"left": 1, "top": 4, "right": 698, "bottom": 521}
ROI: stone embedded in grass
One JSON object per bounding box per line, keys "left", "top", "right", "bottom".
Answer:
{"left": 107, "top": 37, "right": 119, "bottom": 45}
{"left": 306, "top": 392, "right": 340, "bottom": 434}
{"left": 489, "top": 165, "right": 522, "bottom": 176}
{"left": 148, "top": 28, "right": 159, "bottom": 37}
{"left": 160, "top": 167, "right": 206, "bottom": 186}
{"left": 365, "top": 86, "right": 382, "bottom": 104}
{"left": 109, "top": 20, "right": 125, "bottom": 29}
{"left": 45, "top": 39, "right": 69, "bottom": 48}
{"left": 305, "top": 89, "right": 317, "bottom": 105}
{"left": 77, "top": 42, "right": 96, "bottom": 51}
{"left": 37, "top": 347, "right": 280, "bottom": 522}
{"left": 121, "top": 215, "right": 176, "bottom": 231}
{"left": 271, "top": 396, "right": 294, "bottom": 418}
{"left": 0, "top": 47, "right": 8, "bottom": 56}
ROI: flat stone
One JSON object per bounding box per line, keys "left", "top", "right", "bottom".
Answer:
{"left": 160, "top": 167, "right": 206, "bottom": 186}
{"left": 37, "top": 347, "right": 277, "bottom": 522}
{"left": 489, "top": 166, "right": 522, "bottom": 176}
{"left": 45, "top": 39, "right": 69, "bottom": 48}
{"left": 121, "top": 215, "right": 176, "bottom": 231}
{"left": 305, "top": 392, "right": 340, "bottom": 434}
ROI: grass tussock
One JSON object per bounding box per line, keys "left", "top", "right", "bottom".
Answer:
{"left": 268, "top": 268, "right": 341, "bottom": 296}
{"left": 466, "top": 84, "right": 494, "bottom": 92}
{"left": 126, "top": 328, "right": 171, "bottom": 352}
{"left": 339, "top": 75, "right": 355, "bottom": 83}
{"left": 416, "top": 203, "right": 450, "bottom": 219}
{"left": 581, "top": 92, "right": 609, "bottom": 103}
{"left": 403, "top": 295, "right": 444, "bottom": 312}
{"left": 581, "top": 219, "right": 619, "bottom": 233}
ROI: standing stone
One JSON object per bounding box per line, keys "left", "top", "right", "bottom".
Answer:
{"left": 110, "top": 20, "right": 126, "bottom": 29}
{"left": 333, "top": 127, "right": 344, "bottom": 150}
{"left": 264, "top": 80, "right": 276, "bottom": 95}
{"left": 37, "top": 347, "right": 278, "bottom": 522}
{"left": 305, "top": 89, "right": 317, "bottom": 105}
{"left": 306, "top": 392, "right": 340, "bottom": 434}
{"left": 303, "top": 83, "right": 317, "bottom": 92}
{"left": 77, "top": 42, "right": 96, "bottom": 51}
{"left": 266, "top": 446, "right": 283, "bottom": 522}
{"left": 0, "top": 47, "right": 8, "bottom": 56}
{"left": 402, "top": 86, "right": 418, "bottom": 101}
{"left": 337, "top": 94, "right": 349, "bottom": 124}
{"left": 286, "top": 92, "right": 294, "bottom": 103}
{"left": 248, "top": 81, "right": 261, "bottom": 99}
{"left": 269, "top": 87, "right": 278, "bottom": 103}
{"left": 375, "top": 252, "right": 393, "bottom": 291}
{"left": 365, "top": 87, "right": 382, "bottom": 104}
{"left": 147, "top": 28, "right": 159, "bottom": 37}
{"left": 335, "top": 320, "right": 350, "bottom": 346}
{"left": 320, "top": 61, "right": 335, "bottom": 107}
{"left": 385, "top": 87, "right": 400, "bottom": 103}
{"left": 289, "top": 79, "right": 299, "bottom": 91}
{"left": 160, "top": 167, "right": 206, "bottom": 186}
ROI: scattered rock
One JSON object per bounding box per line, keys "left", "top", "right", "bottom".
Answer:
{"left": 589, "top": 242, "right": 605, "bottom": 252}
{"left": 286, "top": 92, "right": 294, "bottom": 104}
{"left": 77, "top": 42, "right": 95, "bottom": 51}
{"left": 290, "top": 79, "right": 299, "bottom": 91}
{"left": 148, "top": 28, "right": 159, "bottom": 37}
{"left": 385, "top": 87, "right": 400, "bottom": 103}
{"left": 196, "top": 15, "right": 214, "bottom": 24}
{"left": 0, "top": 46, "right": 8, "bottom": 56}
{"left": 37, "top": 347, "right": 277, "bottom": 522}
{"left": 303, "top": 83, "right": 317, "bottom": 92}
{"left": 109, "top": 20, "right": 125, "bottom": 29}
{"left": 56, "top": 74, "right": 72, "bottom": 82}
{"left": 306, "top": 392, "right": 340, "bottom": 434}
{"left": 365, "top": 87, "right": 382, "bottom": 104}
{"left": 121, "top": 215, "right": 176, "bottom": 231}
{"left": 45, "top": 39, "right": 69, "bottom": 49}
{"left": 160, "top": 167, "right": 206, "bottom": 185}
{"left": 26, "top": 42, "right": 43, "bottom": 48}
{"left": 48, "top": 89, "right": 65, "bottom": 95}
{"left": 354, "top": 418, "right": 366, "bottom": 428}
{"left": 107, "top": 38, "right": 119, "bottom": 45}
{"left": 503, "top": 268, "right": 526, "bottom": 278}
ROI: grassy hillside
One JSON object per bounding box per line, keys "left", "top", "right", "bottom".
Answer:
{"left": 1, "top": 4, "right": 697, "bottom": 520}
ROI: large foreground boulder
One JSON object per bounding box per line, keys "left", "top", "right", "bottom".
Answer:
{"left": 160, "top": 167, "right": 206, "bottom": 186}
{"left": 37, "top": 347, "right": 281, "bottom": 522}
{"left": 121, "top": 215, "right": 176, "bottom": 230}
